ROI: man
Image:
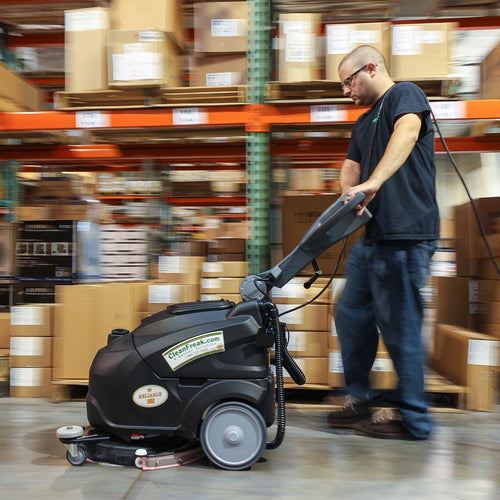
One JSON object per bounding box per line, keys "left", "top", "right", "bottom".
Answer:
{"left": 327, "top": 45, "right": 439, "bottom": 440}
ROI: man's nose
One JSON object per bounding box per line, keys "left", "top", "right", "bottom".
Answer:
{"left": 342, "top": 86, "right": 351, "bottom": 97}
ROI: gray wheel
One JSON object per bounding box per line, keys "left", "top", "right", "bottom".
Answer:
{"left": 66, "top": 445, "right": 88, "bottom": 466}
{"left": 200, "top": 402, "right": 267, "bottom": 471}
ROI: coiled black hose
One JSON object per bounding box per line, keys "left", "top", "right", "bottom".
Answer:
{"left": 266, "top": 306, "right": 305, "bottom": 449}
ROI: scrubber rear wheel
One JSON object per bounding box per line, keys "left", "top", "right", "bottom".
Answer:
{"left": 200, "top": 401, "right": 267, "bottom": 471}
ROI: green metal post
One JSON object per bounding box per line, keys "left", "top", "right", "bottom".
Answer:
{"left": 246, "top": 0, "right": 272, "bottom": 274}
{"left": 0, "top": 162, "right": 19, "bottom": 221}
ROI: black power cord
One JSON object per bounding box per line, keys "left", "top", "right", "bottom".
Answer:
{"left": 277, "top": 236, "right": 349, "bottom": 319}
{"left": 431, "top": 109, "right": 500, "bottom": 277}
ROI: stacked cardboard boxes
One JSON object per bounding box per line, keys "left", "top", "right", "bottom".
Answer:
{"left": 100, "top": 224, "right": 149, "bottom": 281}
{"left": 53, "top": 282, "right": 149, "bottom": 380}
{"left": 478, "top": 280, "right": 500, "bottom": 339}
{"left": 0, "top": 311, "right": 10, "bottom": 395}
{"left": 327, "top": 279, "right": 398, "bottom": 390}
{"left": 191, "top": 2, "right": 248, "bottom": 86}
{"left": 432, "top": 323, "right": 499, "bottom": 411}
{"left": 207, "top": 237, "right": 246, "bottom": 262}
{"left": 200, "top": 261, "right": 248, "bottom": 302}
{"left": 109, "top": 0, "right": 183, "bottom": 88}
{"left": 454, "top": 197, "right": 500, "bottom": 278}
{"left": 9, "top": 305, "right": 54, "bottom": 397}
{"left": 65, "top": 1, "right": 183, "bottom": 92}
{"left": 281, "top": 194, "right": 364, "bottom": 276}
{"left": 148, "top": 255, "right": 205, "bottom": 313}
{"left": 274, "top": 277, "right": 332, "bottom": 385}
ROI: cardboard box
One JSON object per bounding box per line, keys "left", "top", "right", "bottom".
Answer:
{"left": 157, "top": 255, "right": 206, "bottom": 284}
{"left": 108, "top": 30, "right": 181, "bottom": 88}
{"left": 110, "top": 0, "right": 184, "bottom": 48}
{"left": 9, "top": 367, "right": 51, "bottom": 398}
{"left": 326, "top": 23, "right": 391, "bottom": 81}
{"left": 278, "top": 331, "right": 328, "bottom": 357}
{"left": 282, "top": 356, "right": 327, "bottom": 385}
{"left": 95, "top": 282, "right": 150, "bottom": 338}
{"left": 282, "top": 194, "right": 364, "bottom": 276}
{"left": 10, "top": 305, "right": 53, "bottom": 337}
{"left": 479, "top": 322, "right": 500, "bottom": 339}
{"left": 432, "top": 323, "right": 499, "bottom": 411}
{"left": 65, "top": 7, "right": 109, "bottom": 92}
{"left": 390, "top": 22, "right": 457, "bottom": 80}
{"left": 194, "top": 2, "right": 248, "bottom": 53}
{"left": 200, "top": 277, "right": 241, "bottom": 295}
{"left": 480, "top": 40, "right": 500, "bottom": 99}
{"left": 271, "top": 277, "right": 332, "bottom": 305}
{"left": 276, "top": 303, "right": 330, "bottom": 331}
{"left": 16, "top": 220, "right": 101, "bottom": 283}
{"left": 327, "top": 348, "right": 345, "bottom": 387}
{"left": 277, "top": 13, "right": 321, "bottom": 82}
{"left": 9, "top": 337, "right": 52, "bottom": 368}
{"left": 12, "top": 283, "right": 56, "bottom": 305}
{"left": 476, "top": 233, "right": 500, "bottom": 261}
{"left": 478, "top": 280, "right": 500, "bottom": 303}
{"left": 0, "top": 222, "right": 17, "bottom": 278}
{"left": 200, "top": 293, "right": 241, "bottom": 303}
{"left": 455, "top": 197, "right": 500, "bottom": 277}
{"left": 328, "top": 342, "right": 394, "bottom": 388}
{"left": 436, "top": 276, "right": 480, "bottom": 331}
{"left": 189, "top": 53, "right": 246, "bottom": 86}
{"left": 207, "top": 253, "right": 246, "bottom": 262}
{"left": 0, "top": 312, "right": 11, "bottom": 349}
{"left": 53, "top": 284, "right": 101, "bottom": 380}
{"left": 170, "top": 240, "right": 208, "bottom": 257}
{"left": 370, "top": 351, "right": 398, "bottom": 389}
{"left": 202, "top": 261, "right": 248, "bottom": 278}
{"left": 208, "top": 238, "right": 246, "bottom": 254}
{"left": 148, "top": 283, "right": 200, "bottom": 313}
{"left": 478, "top": 259, "right": 500, "bottom": 280}
{"left": 0, "top": 61, "right": 43, "bottom": 111}
{"left": 480, "top": 302, "right": 500, "bottom": 325}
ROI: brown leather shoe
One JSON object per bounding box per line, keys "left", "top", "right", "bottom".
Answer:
{"left": 354, "top": 409, "right": 419, "bottom": 440}
{"left": 327, "top": 395, "right": 371, "bottom": 428}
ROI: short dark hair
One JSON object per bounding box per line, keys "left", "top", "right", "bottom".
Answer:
{"left": 339, "top": 45, "right": 388, "bottom": 74}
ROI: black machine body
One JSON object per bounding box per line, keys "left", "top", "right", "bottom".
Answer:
{"left": 57, "top": 192, "right": 371, "bottom": 471}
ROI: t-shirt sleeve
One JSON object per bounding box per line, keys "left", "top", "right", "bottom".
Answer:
{"left": 390, "top": 83, "right": 431, "bottom": 125}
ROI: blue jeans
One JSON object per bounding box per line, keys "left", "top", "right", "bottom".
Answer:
{"left": 335, "top": 239, "right": 436, "bottom": 439}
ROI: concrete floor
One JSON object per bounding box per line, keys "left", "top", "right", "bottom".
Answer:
{"left": 0, "top": 398, "right": 499, "bottom": 500}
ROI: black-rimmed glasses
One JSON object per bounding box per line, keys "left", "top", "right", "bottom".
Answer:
{"left": 341, "top": 64, "right": 367, "bottom": 89}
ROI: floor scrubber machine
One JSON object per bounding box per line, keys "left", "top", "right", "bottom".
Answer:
{"left": 57, "top": 192, "right": 371, "bottom": 471}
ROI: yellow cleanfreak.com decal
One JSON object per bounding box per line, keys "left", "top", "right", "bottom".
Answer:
{"left": 162, "top": 331, "right": 225, "bottom": 371}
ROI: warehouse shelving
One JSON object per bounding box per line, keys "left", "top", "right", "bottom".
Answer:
{"left": 0, "top": 0, "right": 499, "bottom": 269}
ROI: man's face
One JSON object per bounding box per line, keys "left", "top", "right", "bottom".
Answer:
{"left": 339, "top": 62, "right": 369, "bottom": 106}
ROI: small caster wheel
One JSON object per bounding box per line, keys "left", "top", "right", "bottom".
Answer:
{"left": 135, "top": 449, "right": 147, "bottom": 469}
{"left": 66, "top": 445, "right": 88, "bottom": 466}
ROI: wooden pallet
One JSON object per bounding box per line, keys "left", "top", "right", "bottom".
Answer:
{"left": 266, "top": 78, "right": 459, "bottom": 103}
{"left": 54, "top": 88, "right": 163, "bottom": 110}
{"left": 284, "top": 369, "right": 468, "bottom": 412}
{"left": 54, "top": 85, "right": 248, "bottom": 110}
{"left": 158, "top": 85, "right": 247, "bottom": 106}
{"left": 266, "top": 81, "right": 345, "bottom": 102}
{"left": 51, "top": 379, "right": 89, "bottom": 403}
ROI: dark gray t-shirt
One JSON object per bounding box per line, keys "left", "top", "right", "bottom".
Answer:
{"left": 347, "top": 82, "right": 440, "bottom": 242}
